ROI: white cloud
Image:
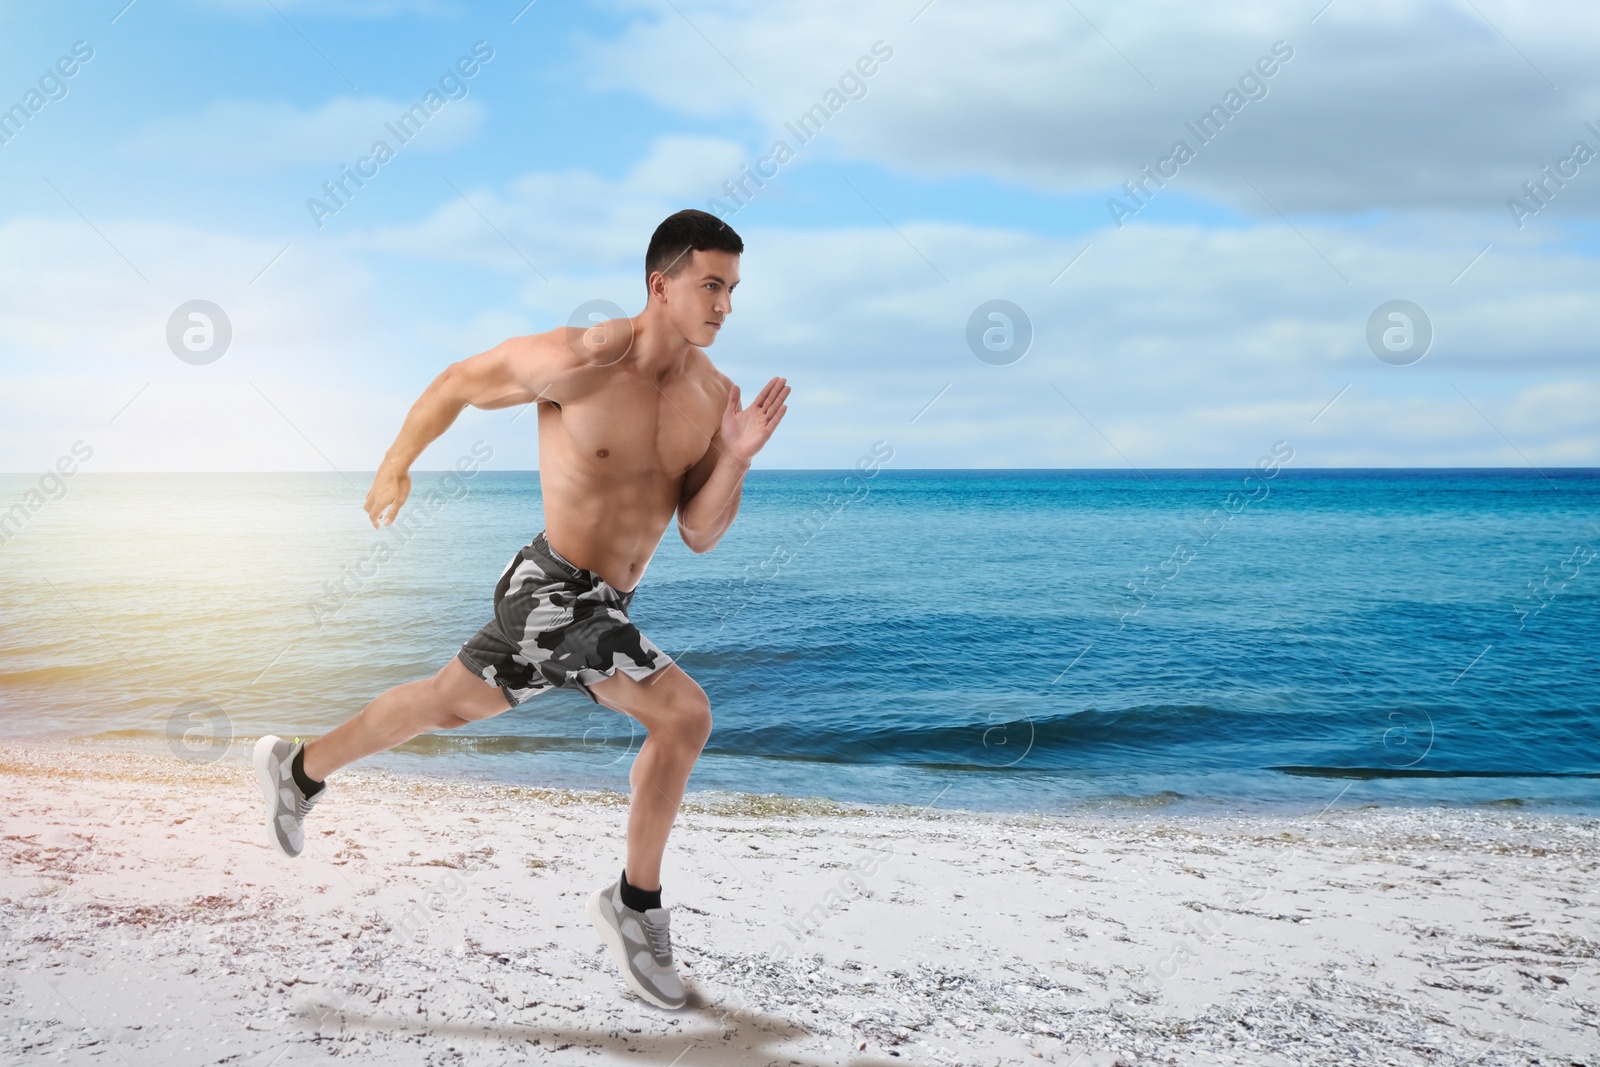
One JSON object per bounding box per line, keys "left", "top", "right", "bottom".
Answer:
{"left": 3, "top": 138, "right": 1598, "bottom": 471}
{"left": 354, "top": 134, "right": 748, "bottom": 294}
{"left": 115, "top": 95, "right": 486, "bottom": 171}
{"left": 579, "top": 0, "right": 1600, "bottom": 219}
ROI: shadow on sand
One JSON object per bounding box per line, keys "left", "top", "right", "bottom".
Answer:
{"left": 299, "top": 987, "right": 912, "bottom": 1066}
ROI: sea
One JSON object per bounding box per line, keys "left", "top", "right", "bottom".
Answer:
{"left": 1, "top": 468, "right": 1596, "bottom": 816}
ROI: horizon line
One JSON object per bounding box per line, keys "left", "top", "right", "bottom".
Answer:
{"left": 4, "top": 466, "right": 1597, "bottom": 475}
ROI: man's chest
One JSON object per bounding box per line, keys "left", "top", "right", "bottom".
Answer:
{"left": 547, "top": 376, "right": 719, "bottom": 475}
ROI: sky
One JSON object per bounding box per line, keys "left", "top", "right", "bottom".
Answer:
{"left": 0, "top": 0, "right": 1597, "bottom": 472}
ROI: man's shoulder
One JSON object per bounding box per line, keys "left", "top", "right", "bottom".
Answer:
{"left": 685, "top": 346, "right": 733, "bottom": 393}
{"left": 499, "top": 327, "right": 591, "bottom": 373}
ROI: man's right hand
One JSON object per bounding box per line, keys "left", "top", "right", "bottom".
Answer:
{"left": 365, "top": 463, "right": 412, "bottom": 528}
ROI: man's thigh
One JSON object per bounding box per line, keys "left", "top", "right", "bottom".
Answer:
{"left": 435, "top": 653, "right": 514, "bottom": 721}
{"left": 588, "top": 663, "right": 707, "bottom": 734}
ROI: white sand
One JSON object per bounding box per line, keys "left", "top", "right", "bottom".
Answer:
{"left": 1, "top": 742, "right": 1596, "bottom": 1066}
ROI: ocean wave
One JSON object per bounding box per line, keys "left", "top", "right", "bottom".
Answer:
{"left": 701, "top": 704, "right": 1301, "bottom": 769}
{"left": 1269, "top": 765, "right": 1600, "bottom": 780}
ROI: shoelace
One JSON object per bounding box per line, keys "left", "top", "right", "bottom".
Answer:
{"left": 642, "top": 913, "right": 673, "bottom": 964}
{"left": 296, "top": 789, "right": 322, "bottom": 818}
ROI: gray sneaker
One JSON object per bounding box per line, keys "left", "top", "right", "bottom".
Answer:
{"left": 252, "top": 735, "right": 324, "bottom": 858}
{"left": 586, "top": 877, "right": 688, "bottom": 1009}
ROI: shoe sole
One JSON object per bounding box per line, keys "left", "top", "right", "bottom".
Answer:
{"left": 251, "top": 735, "right": 296, "bottom": 858}
{"left": 586, "top": 887, "right": 685, "bottom": 1010}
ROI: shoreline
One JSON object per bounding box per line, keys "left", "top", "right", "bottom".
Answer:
{"left": 20, "top": 732, "right": 1600, "bottom": 821}
{"left": 3, "top": 740, "right": 1597, "bottom": 1065}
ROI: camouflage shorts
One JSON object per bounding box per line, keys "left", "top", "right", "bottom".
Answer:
{"left": 456, "top": 531, "right": 674, "bottom": 706}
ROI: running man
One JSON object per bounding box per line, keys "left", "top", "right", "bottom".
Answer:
{"left": 252, "top": 209, "right": 788, "bottom": 1010}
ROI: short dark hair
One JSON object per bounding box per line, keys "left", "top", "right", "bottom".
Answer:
{"left": 645, "top": 209, "right": 743, "bottom": 282}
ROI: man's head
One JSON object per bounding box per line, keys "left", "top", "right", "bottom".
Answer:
{"left": 644, "top": 209, "right": 743, "bottom": 347}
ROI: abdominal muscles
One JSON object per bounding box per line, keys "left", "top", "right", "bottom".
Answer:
{"left": 536, "top": 404, "right": 683, "bottom": 590}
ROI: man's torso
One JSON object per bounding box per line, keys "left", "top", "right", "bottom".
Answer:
{"left": 525, "top": 325, "right": 726, "bottom": 591}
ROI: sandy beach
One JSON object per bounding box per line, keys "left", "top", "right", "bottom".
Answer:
{"left": 1, "top": 742, "right": 1595, "bottom": 1066}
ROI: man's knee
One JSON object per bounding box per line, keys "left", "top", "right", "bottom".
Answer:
{"left": 661, "top": 685, "right": 712, "bottom": 750}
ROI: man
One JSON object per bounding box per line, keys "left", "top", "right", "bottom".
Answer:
{"left": 251, "top": 209, "right": 788, "bottom": 1011}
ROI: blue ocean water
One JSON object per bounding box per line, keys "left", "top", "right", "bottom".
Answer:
{"left": 0, "top": 468, "right": 1596, "bottom": 815}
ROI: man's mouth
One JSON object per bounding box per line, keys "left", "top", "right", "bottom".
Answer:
{"left": 707, "top": 322, "right": 722, "bottom": 330}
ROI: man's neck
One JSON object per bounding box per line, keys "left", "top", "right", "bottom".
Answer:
{"left": 627, "top": 313, "right": 694, "bottom": 380}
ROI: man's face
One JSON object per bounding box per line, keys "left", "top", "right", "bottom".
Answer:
{"left": 657, "top": 248, "right": 739, "bottom": 347}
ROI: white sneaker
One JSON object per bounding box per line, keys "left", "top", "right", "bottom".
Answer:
{"left": 251, "top": 735, "right": 324, "bottom": 858}
{"left": 586, "top": 876, "right": 687, "bottom": 1009}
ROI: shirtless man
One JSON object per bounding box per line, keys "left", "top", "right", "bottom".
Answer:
{"left": 250, "top": 209, "right": 788, "bottom": 1010}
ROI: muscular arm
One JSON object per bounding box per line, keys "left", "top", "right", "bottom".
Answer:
{"left": 365, "top": 335, "right": 566, "bottom": 527}
{"left": 677, "top": 374, "right": 790, "bottom": 554}
{"left": 677, "top": 439, "right": 751, "bottom": 554}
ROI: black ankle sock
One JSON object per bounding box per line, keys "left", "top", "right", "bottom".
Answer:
{"left": 291, "top": 744, "right": 325, "bottom": 798}
{"left": 619, "top": 867, "right": 662, "bottom": 911}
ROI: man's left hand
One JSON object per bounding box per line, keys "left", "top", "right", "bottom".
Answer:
{"left": 721, "top": 376, "right": 790, "bottom": 462}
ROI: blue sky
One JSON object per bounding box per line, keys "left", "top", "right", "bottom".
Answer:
{"left": 1, "top": 0, "right": 1597, "bottom": 471}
